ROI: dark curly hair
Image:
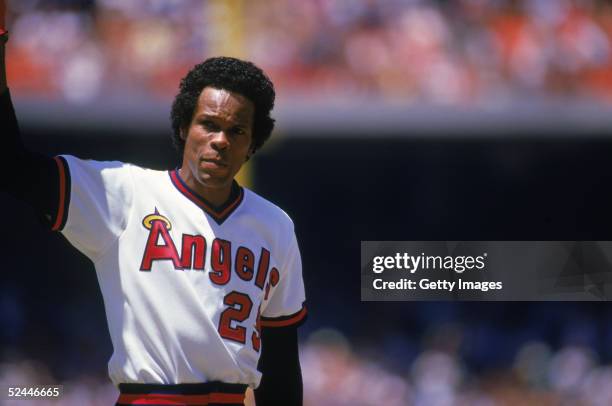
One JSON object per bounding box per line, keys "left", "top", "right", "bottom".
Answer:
{"left": 171, "top": 57, "right": 276, "bottom": 155}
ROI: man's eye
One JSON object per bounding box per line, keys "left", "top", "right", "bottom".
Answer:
{"left": 202, "top": 121, "right": 219, "bottom": 131}
{"left": 232, "top": 128, "right": 245, "bottom": 135}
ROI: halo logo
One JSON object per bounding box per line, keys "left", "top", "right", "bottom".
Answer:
{"left": 142, "top": 210, "right": 172, "bottom": 230}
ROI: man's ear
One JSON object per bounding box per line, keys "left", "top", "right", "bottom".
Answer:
{"left": 245, "top": 147, "right": 255, "bottom": 162}
{"left": 179, "top": 128, "right": 187, "bottom": 141}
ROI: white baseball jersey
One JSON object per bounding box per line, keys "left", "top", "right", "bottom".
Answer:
{"left": 51, "top": 155, "right": 307, "bottom": 388}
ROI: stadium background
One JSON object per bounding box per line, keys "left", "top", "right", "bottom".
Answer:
{"left": 2, "top": 0, "right": 612, "bottom": 404}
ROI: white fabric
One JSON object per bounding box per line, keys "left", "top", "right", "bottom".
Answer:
{"left": 59, "top": 155, "right": 306, "bottom": 388}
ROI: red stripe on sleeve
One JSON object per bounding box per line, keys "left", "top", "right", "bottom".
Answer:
{"left": 260, "top": 307, "right": 307, "bottom": 328}
{"left": 52, "top": 156, "right": 67, "bottom": 231}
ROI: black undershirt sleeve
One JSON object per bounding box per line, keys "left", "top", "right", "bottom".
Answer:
{"left": 254, "top": 325, "right": 303, "bottom": 406}
{"left": 1, "top": 88, "right": 59, "bottom": 225}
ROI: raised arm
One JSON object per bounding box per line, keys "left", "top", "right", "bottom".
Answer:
{"left": 1, "top": 0, "right": 8, "bottom": 92}
{"left": 1, "top": 0, "right": 61, "bottom": 225}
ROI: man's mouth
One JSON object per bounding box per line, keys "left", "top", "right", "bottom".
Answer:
{"left": 200, "top": 158, "right": 228, "bottom": 168}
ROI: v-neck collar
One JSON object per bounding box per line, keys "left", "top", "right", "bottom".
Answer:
{"left": 169, "top": 169, "right": 244, "bottom": 225}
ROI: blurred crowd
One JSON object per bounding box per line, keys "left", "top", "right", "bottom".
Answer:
{"left": 4, "top": 0, "right": 612, "bottom": 105}
{"left": 3, "top": 1, "right": 612, "bottom": 404}
{"left": 299, "top": 329, "right": 612, "bottom": 406}
{"left": 2, "top": 328, "right": 612, "bottom": 406}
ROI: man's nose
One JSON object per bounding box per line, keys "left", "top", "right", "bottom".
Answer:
{"left": 210, "top": 130, "right": 230, "bottom": 150}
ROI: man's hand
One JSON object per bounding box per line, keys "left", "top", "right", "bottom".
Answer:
{"left": 0, "top": 0, "right": 6, "bottom": 32}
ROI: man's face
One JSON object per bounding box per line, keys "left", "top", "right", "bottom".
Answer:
{"left": 181, "top": 87, "right": 254, "bottom": 196}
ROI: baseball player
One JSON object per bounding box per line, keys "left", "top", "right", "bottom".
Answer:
{"left": 0, "top": 2, "right": 307, "bottom": 405}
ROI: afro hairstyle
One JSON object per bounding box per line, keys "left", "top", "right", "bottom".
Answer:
{"left": 170, "top": 56, "right": 276, "bottom": 156}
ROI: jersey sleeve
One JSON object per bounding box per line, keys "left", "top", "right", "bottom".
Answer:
{"left": 260, "top": 232, "right": 307, "bottom": 328}
{"left": 54, "top": 155, "right": 134, "bottom": 260}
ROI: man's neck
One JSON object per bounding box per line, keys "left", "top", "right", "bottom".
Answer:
{"left": 177, "top": 167, "right": 233, "bottom": 208}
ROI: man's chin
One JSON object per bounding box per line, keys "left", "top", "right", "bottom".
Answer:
{"left": 196, "top": 173, "right": 232, "bottom": 190}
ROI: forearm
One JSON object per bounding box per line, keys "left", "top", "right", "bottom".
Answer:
{"left": 254, "top": 327, "right": 303, "bottom": 406}
{"left": 1, "top": 0, "right": 13, "bottom": 129}
{"left": 1, "top": 85, "right": 26, "bottom": 162}
{"left": 1, "top": 0, "right": 6, "bottom": 93}
{"left": 0, "top": 43, "right": 6, "bottom": 93}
